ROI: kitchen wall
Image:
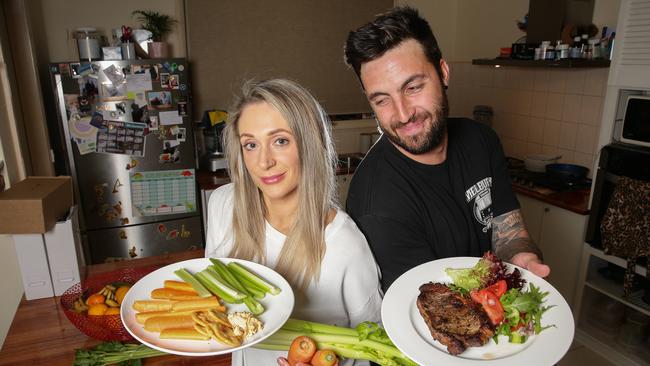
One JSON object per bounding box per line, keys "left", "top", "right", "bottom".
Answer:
{"left": 447, "top": 65, "right": 608, "bottom": 172}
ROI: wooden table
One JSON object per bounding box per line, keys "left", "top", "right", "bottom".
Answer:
{"left": 0, "top": 250, "right": 231, "bottom": 366}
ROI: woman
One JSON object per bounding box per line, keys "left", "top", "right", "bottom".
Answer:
{"left": 205, "top": 79, "right": 382, "bottom": 366}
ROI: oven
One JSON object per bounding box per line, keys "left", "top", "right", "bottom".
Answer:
{"left": 585, "top": 142, "right": 650, "bottom": 249}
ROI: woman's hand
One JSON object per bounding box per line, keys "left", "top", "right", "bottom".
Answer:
{"left": 510, "top": 252, "right": 550, "bottom": 278}
{"left": 277, "top": 356, "right": 311, "bottom": 366}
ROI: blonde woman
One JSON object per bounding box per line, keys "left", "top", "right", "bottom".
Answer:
{"left": 205, "top": 79, "right": 382, "bottom": 366}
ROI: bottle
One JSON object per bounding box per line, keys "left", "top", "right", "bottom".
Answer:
{"left": 580, "top": 34, "right": 589, "bottom": 58}
{"left": 570, "top": 36, "right": 582, "bottom": 59}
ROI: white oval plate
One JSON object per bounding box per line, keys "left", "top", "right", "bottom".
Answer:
{"left": 381, "top": 257, "right": 574, "bottom": 366}
{"left": 121, "top": 257, "right": 294, "bottom": 356}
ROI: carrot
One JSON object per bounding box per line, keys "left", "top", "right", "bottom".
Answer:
{"left": 311, "top": 349, "right": 338, "bottom": 366}
{"left": 288, "top": 336, "right": 317, "bottom": 365}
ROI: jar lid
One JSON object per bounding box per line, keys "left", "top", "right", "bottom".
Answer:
{"left": 557, "top": 44, "right": 569, "bottom": 50}
{"left": 588, "top": 38, "right": 599, "bottom": 45}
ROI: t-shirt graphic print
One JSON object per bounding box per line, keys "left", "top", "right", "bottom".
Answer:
{"left": 465, "top": 177, "right": 493, "bottom": 232}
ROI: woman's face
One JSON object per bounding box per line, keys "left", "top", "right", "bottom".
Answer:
{"left": 238, "top": 101, "right": 300, "bottom": 204}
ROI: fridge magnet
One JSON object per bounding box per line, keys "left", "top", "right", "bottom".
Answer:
{"left": 118, "top": 230, "right": 127, "bottom": 240}
{"left": 64, "top": 94, "right": 80, "bottom": 115}
{"left": 68, "top": 116, "right": 98, "bottom": 155}
{"left": 120, "top": 217, "right": 129, "bottom": 225}
{"left": 76, "top": 63, "right": 93, "bottom": 77}
{"left": 160, "top": 73, "right": 170, "bottom": 88}
{"left": 166, "top": 229, "right": 179, "bottom": 240}
{"left": 79, "top": 77, "right": 99, "bottom": 101}
{"left": 168, "top": 75, "right": 179, "bottom": 89}
{"left": 89, "top": 111, "right": 104, "bottom": 128}
{"left": 131, "top": 104, "right": 148, "bottom": 124}
{"left": 148, "top": 115, "right": 159, "bottom": 130}
{"left": 58, "top": 63, "right": 71, "bottom": 77}
{"left": 112, "top": 178, "right": 124, "bottom": 193}
{"left": 104, "top": 207, "right": 119, "bottom": 222}
{"left": 177, "top": 101, "right": 187, "bottom": 116}
{"left": 176, "top": 127, "right": 186, "bottom": 142}
{"left": 178, "top": 64, "right": 184, "bottom": 72}
{"left": 126, "top": 73, "right": 152, "bottom": 92}
{"left": 159, "top": 149, "right": 181, "bottom": 164}
{"left": 180, "top": 224, "right": 190, "bottom": 238}
{"left": 126, "top": 159, "right": 138, "bottom": 170}
{"left": 100, "top": 81, "right": 127, "bottom": 99}
{"left": 155, "top": 126, "right": 169, "bottom": 140}
{"left": 129, "top": 246, "right": 138, "bottom": 258}
{"left": 132, "top": 90, "right": 148, "bottom": 107}
{"left": 147, "top": 91, "right": 173, "bottom": 110}
{"left": 97, "top": 203, "right": 109, "bottom": 215}
{"left": 102, "top": 64, "right": 126, "bottom": 86}
{"left": 70, "top": 63, "right": 81, "bottom": 78}
{"left": 159, "top": 110, "right": 182, "bottom": 125}
{"left": 94, "top": 183, "right": 107, "bottom": 201}
{"left": 157, "top": 223, "right": 167, "bottom": 234}
{"left": 130, "top": 169, "right": 197, "bottom": 217}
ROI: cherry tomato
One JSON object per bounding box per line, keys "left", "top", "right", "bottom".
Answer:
{"left": 470, "top": 289, "right": 504, "bottom": 325}
{"left": 485, "top": 280, "right": 507, "bottom": 298}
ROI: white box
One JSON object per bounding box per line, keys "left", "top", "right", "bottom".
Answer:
{"left": 44, "top": 206, "right": 84, "bottom": 296}
{"left": 13, "top": 234, "right": 55, "bottom": 300}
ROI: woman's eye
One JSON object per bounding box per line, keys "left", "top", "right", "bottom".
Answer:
{"left": 275, "top": 137, "right": 290, "bottom": 146}
{"left": 242, "top": 142, "right": 256, "bottom": 151}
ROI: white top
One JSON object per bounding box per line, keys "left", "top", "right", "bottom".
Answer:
{"left": 206, "top": 183, "right": 383, "bottom": 366}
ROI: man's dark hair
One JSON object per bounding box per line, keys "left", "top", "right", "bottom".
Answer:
{"left": 344, "top": 6, "right": 443, "bottom": 83}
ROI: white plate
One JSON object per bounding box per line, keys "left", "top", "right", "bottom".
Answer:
{"left": 121, "top": 258, "right": 294, "bottom": 356}
{"left": 381, "top": 257, "right": 574, "bottom": 366}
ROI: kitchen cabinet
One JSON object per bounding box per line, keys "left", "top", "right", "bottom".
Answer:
{"left": 472, "top": 58, "right": 611, "bottom": 68}
{"left": 516, "top": 193, "right": 588, "bottom": 307}
{"left": 572, "top": 245, "right": 650, "bottom": 366}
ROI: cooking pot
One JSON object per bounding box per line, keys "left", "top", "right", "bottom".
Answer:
{"left": 545, "top": 163, "right": 589, "bottom": 181}
{"left": 524, "top": 154, "right": 561, "bottom": 172}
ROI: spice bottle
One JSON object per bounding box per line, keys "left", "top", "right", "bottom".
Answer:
{"left": 570, "top": 36, "right": 582, "bottom": 59}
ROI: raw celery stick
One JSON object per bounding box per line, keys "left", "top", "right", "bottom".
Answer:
{"left": 173, "top": 268, "right": 212, "bottom": 297}
{"left": 196, "top": 270, "right": 246, "bottom": 303}
{"left": 227, "top": 262, "right": 281, "bottom": 295}
{"left": 209, "top": 259, "right": 265, "bottom": 314}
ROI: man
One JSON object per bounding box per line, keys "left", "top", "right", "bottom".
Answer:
{"left": 344, "top": 6, "right": 550, "bottom": 292}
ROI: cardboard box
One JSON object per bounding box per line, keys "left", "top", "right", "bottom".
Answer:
{"left": 0, "top": 176, "right": 73, "bottom": 234}
{"left": 13, "top": 234, "right": 55, "bottom": 300}
{"left": 44, "top": 206, "right": 84, "bottom": 295}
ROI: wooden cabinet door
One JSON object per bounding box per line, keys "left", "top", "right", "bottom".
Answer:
{"left": 516, "top": 194, "right": 545, "bottom": 246}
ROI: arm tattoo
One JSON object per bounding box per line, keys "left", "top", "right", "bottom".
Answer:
{"left": 491, "top": 210, "right": 542, "bottom": 261}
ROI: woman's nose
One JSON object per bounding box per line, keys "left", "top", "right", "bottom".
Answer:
{"left": 258, "top": 145, "right": 276, "bottom": 170}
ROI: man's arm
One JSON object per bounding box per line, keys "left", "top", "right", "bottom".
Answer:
{"left": 491, "top": 209, "right": 550, "bottom": 277}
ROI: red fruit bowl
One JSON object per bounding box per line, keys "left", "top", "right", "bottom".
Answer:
{"left": 60, "top": 267, "right": 155, "bottom": 341}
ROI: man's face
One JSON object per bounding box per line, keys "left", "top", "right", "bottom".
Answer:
{"left": 360, "top": 39, "right": 449, "bottom": 155}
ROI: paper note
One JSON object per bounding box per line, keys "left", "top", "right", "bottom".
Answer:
{"left": 126, "top": 73, "right": 153, "bottom": 92}
{"left": 159, "top": 110, "right": 183, "bottom": 125}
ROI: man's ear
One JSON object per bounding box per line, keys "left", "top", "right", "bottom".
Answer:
{"left": 440, "top": 59, "right": 450, "bottom": 89}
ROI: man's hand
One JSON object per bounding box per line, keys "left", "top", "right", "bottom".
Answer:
{"left": 491, "top": 209, "right": 550, "bottom": 277}
{"left": 510, "top": 251, "right": 550, "bottom": 278}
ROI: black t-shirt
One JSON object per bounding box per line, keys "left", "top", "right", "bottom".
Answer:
{"left": 346, "top": 118, "right": 519, "bottom": 292}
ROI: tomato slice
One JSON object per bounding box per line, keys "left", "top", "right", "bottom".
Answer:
{"left": 470, "top": 289, "right": 504, "bottom": 326}
{"left": 485, "top": 280, "right": 507, "bottom": 298}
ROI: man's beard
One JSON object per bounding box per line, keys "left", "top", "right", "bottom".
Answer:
{"left": 380, "top": 91, "right": 449, "bottom": 155}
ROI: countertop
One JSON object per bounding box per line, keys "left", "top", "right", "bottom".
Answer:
{"left": 512, "top": 183, "right": 590, "bottom": 215}
{"left": 0, "top": 250, "right": 231, "bottom": 366}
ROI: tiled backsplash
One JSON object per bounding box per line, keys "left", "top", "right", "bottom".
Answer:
{"left": 447, "top": 62, "right": 608, "bottom": 174}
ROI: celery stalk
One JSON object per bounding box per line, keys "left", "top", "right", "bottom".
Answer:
{"left": 173, "top": 268, "right": 212, "bottom": 297}
{"left": 196, "top": 270, "right": 246, "bottom": 303}
{"left": 227, "top": 262, "right": 281, "bottom": 295}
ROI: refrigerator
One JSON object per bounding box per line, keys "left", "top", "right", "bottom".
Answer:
{"left": 50, "top": 58, "right": 203, "bottom": 264}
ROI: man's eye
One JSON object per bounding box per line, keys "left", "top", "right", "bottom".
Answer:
{"left": 374, "top": 98, "right": 389, "bottom": 107}
{"left": 406, "top": 84, "right": 423, "bottom": 93}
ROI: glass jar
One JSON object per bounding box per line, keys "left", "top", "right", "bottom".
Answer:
{"left": 556, "top": 44, "right": 569, "bottom": 60}
{"left": 75, "top": 28, "right": 102, "bottom": 62}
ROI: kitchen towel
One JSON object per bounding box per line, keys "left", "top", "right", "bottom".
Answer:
{"left": 600, "top": 176, "right": 650, "bottom": 296}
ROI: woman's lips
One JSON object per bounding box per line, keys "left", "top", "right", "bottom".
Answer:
{"left": 261, "top": 173, "right": 285, "bottom": 184}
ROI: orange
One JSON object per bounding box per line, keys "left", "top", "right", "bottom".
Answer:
{"left": 104, "top": 307, "right": 120, "bottom": 315}
{"left": 115, "top": 286, "right": 131, "bottom": 305}
{"left": 86, "top": 293, "right": 105, "bottom": 306}
{"left": 88, "top": 303, "right": 108, "bottom": 316}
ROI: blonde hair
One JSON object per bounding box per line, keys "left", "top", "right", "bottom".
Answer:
{"left": 223, "top": 79, "right": 337, "bottom": 289}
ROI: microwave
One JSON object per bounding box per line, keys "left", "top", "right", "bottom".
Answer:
{"left": 619, "top": 95, "right": 650, "bottom": 148}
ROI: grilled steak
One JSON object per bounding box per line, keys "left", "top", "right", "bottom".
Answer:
{"left": 416, "top": 282, "right": 495, "bottom": 355}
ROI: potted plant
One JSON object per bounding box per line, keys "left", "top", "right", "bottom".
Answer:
{"left": 132, "top": 10, "right": 177, "bottom": 58}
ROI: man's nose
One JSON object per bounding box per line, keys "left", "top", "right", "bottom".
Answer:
{"left": 395, "top": 96, "right": 414, "bottom": 123}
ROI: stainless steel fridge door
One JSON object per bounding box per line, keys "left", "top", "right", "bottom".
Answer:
{"left": 53, "top": 59, "right": 199, "bottom": 232}
{"left": 85, "top": 215, "right": 203, "bottom": 264}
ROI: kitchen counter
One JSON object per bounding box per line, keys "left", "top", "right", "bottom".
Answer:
{"left": 512, "top": 183, "right": 590, "bottom": 215}
{"left": 0, "top": 250, "right": 231, "bottom": 366}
